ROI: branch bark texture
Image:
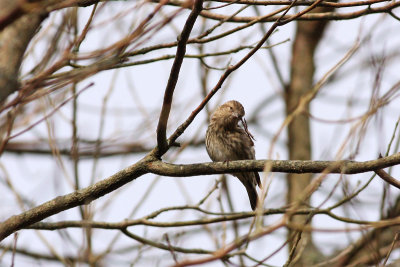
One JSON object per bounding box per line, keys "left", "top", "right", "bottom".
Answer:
{"left": 0, "top": 1, "right": 46, "bottom": 102}
{"left": 1, "top": 153, "right": 400, "bottom": 241}
{"left": 156, "top": 0, "right": 204, "bottom": 156}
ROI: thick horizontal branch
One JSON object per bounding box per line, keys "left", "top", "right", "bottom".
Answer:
{"left": 2, "top": 153, "right": 400, "bottom": 241}
{"left": 211, "top": 0, "right": 390, "bottom": 7}
{"left": 0, "top": 158, "right": 149, "bottom": 241}
{"left": 200, "top": 1, "right": 400, "bottom": 22}
{"left": 146, "top": 152, "right": 400, "bottom": 176}
{"left": 157, "top": 0, "right": 391, "bottom": 8}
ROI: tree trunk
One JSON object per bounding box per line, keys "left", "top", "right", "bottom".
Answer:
{"left": 285, "top": 6, "right": 333, "bottom": 265}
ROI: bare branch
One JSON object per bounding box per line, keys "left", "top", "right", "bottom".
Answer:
{"left": 156, "top": 0, "right": 204, "bottom": 157}
{"left": 147, "top": 153, "right": 400, "bottom": 176}
{"left": 211, "top": 0, "right": 390, "bottom": 7}
{"left": 375, "top": 169, "right": 400, "bottom": 189}
{"left": 0, "top": 158, "right": 149, "bottom": 241}
{"left": 121, "top": 228, "right": 213, "bottom": 254}
{"left": 2, "top": 152, "right": 400, "bottom": 241}
{"left": 199, "top": 1, "right": 400, "bottom": 23}
{"left": 0, "top": 12, "right": 46, "bottom": 102}
{"left": 162, "top": 0, "right": 299, "bottom": 152}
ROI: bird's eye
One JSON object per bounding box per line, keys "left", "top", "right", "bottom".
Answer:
{"left": 229, "top": 106, "right": 233, "bottom": 111}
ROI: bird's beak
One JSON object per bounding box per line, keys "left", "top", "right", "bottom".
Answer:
{"left": 241, "top": 117, "right": 255, "bottom": 141}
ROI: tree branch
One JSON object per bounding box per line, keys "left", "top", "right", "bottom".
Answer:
{"left": 1, "top": 153, "right": 400, "bottom": 241}
{"left": 0, "top": 158, "right": 149, "bottom": 241}
{"left": 375, "top": 169, "right": 400, "bottom": 189}
{"left": 147, "top": 153, "right": 400, "bottom": 176}
{"left": 199, "top": 1, "right": 400, "bottom": 23}
{"left": 0, "top": 10, "right": 46, "bottom": 102}
{"left": 156, "top": 0, "right": 204, "bottom": 157}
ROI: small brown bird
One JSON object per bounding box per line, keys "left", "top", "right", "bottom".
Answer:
{"left": 206, "top": 100, "right": 261, "bottom": 210}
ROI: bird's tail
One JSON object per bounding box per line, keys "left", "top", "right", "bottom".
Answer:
{"left": 245, "top": 182, "right": 258, "bottom": 210}
{"left": 235, "top": 172, "right": 260, "bottom": 210}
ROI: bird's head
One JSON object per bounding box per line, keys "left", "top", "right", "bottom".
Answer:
{"left": 212, "top": 100, "right": 244, "bottom": 125}
{"left": 210, "top": 100, "right": 255, "bottom": 140}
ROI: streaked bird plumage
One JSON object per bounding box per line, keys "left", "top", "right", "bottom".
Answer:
{"left": 205, "top": 100, "right": 261, "bottom": 210}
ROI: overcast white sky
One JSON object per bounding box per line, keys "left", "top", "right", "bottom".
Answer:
{"left": 2, "top": 2, "right": 400, "bottom": 266}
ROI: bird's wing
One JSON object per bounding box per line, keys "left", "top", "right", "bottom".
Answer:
{"left": 229, "top": 128, "right": 261, "bottom": 187}
{"left": 227, "top": 128, "right": 256, "bottom": 160}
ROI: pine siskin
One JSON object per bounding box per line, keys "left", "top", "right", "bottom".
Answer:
{"left": 205, "top": 100, "right": 261, "bottom": 210}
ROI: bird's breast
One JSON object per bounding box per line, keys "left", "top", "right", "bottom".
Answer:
{"left": 206, "top": 127, "right": 236, "bottom": 162}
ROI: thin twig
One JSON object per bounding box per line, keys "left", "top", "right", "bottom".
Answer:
{"left": 7, "top": 83, "right": 93, "bottom": 140}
